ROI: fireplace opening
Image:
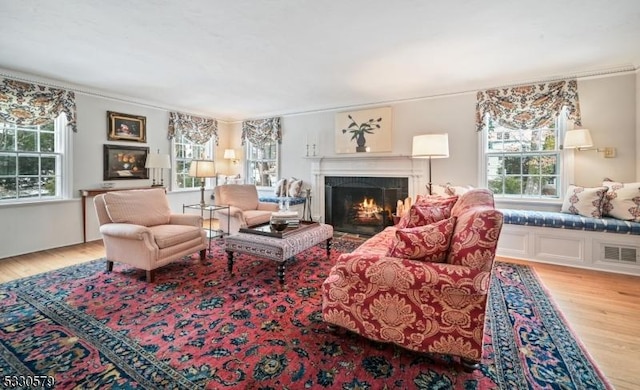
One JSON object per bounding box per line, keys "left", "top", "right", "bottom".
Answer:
{"left": 325, "top": 177, "right": 408, "bottom": 235}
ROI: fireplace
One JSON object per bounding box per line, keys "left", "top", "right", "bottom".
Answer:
{"left": 325, "top": 176, "right": 408, "bottom": 235}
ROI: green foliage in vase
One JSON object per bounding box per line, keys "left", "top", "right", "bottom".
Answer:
{"left": 341, "top": 115, "right": 382, "bottom": 141}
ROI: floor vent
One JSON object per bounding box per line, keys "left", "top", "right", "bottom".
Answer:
{"left": 603, "top": 245, "right": 638, "bottom": 263}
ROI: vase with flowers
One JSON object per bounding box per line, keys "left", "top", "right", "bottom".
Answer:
{"left": 341, "top": 115, "right": 382, "bottom": 152}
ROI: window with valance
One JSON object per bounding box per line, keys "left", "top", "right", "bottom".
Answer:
{"left": 242, "top": 117, "right": 281, "bottom": 188}
{"left": 0, "top": 77, "right": 77, "bottom": 132}
{"left": 476, "top": 80, "right": 581, "bottom": 199}
{"left": 0, "top": 78, "right": 76, "bottom": 202}
{"left": 475, "top": 79, "right": 581, "bottom": 132}
{"left": 168, "top": 112, "right": 219, "bottom": 190}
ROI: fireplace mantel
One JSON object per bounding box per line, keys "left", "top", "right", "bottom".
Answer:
{"left": 307, "top": 154, "right": 428, "bottom": 221}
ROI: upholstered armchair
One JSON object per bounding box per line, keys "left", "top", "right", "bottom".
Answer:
{"left": 213, "top": 184, "right": 279, "bottom": 234}
{"left": 94, "top": 188, "right": 207, "bottom": 282}
{"left": 322, "top": 189, "right": 503, "bottom": 371}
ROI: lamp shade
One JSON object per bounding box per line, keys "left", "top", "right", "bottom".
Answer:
{"left": 223, "top": 149, "right": 236, "bottom": 159}
{"left": 144, "top": 153, "right": 171, "bottom": 169}
{"left": 412, "top": 133, "right": 449, "bottom": 159}
{"left": 563, "top": 129, "right": 593, "bottom": 149}
{"left": 188, "top": 160, "right": 216, "bottom": 178}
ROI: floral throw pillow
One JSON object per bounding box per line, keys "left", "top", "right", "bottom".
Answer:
{"left": 560, "top": 185, "right": 608, "bottom": 218}
{"left": 397, "top": 196, "right": 457, "bottom": 228}
{"left": 602, "top": 181, "right": 640, "bottom": 221}
{"left": 387, "top": 217, "right": 456, "bottom": 263}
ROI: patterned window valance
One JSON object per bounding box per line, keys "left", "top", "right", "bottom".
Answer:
{"left": 0, "top": 77, "right": 77, "bottom": 132}
{"left": 241, "top": 117, "right": 282, "bottom": 147}
{"left": 168, "top": 112, "right": 219, "bottom": 145}
{"left": 475, "top": 79, "right": 581, "bottom": 132}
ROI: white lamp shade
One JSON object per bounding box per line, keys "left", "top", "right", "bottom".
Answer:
{"left": 563, "top": 129, "right": 593, "bottom": 149}
{"left": 223, "top": 149, "right": 236, "bottom": 159}
{"left": 412, "top": 133, "right": 449, "bottom": 159}
{"left": 188, "top": 160, "right": 216, "bottom": 177}
{"left": 144, "top": 153, "right": 171, "bottom": 169}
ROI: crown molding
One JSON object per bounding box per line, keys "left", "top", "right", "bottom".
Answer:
{"left": 0, "top": 67, "right": 231, "bottom": 124}
{"left": 2, "top": 64, "right": 636, "bottom": 124}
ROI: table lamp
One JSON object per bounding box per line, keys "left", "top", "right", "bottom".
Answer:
{"left": 145, "top": 150, "right": 171, "bottom": 187}
{"left": 189, "top": 159, "right": 216, "bottom": 206}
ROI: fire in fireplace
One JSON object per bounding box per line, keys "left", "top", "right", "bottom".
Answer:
{"left": 325, "top": 176, "right": 408, "bottom": 235}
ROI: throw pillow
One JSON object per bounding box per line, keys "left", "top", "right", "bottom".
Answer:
{"left": 445, "top": 184, "right": 474, "bottom": 196}
{"left": 602, "top": 180, "right": 640, "bottom": 221}
{"left": 398, "top": 195, "right": 458, "bottom": 228}
{"left": 560, "top": 185, "right": 608, "bottom": 218}
{"left": 287, "top": 178, "right": 303, "bottom": 197}
{"left": 387, "top": 217, "right": 456, "bottom": 263}
{"left": 274, "top": 178, "right": 287, "bottom": 196}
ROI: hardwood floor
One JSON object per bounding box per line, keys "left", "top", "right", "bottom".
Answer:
{"left": 0, "top": 244, "right": 638, "bottom": 389}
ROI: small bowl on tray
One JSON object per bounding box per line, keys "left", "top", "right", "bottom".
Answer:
{"left": 270, "top": 218, "right": 288, "bottom": 232}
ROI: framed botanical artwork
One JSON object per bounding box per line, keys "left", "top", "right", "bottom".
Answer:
{"left": 107, "top": 111, "right": 147, "bottom": 142}
{"left": 103, "top": 144, "right": 149, "bottom": 180}
{"left": 335, "top": 107, "right": 392, "bottom": 154}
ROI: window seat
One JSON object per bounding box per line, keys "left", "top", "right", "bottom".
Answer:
{"left": 497, "top": 209, "right": 640, "bottom": 276}
{"left": 501, "top": 209, "right": 640, "bottom": 235}
{"left": 258, "top": 196, "right": 307, "bottom": 206}
{"left": 257, "top": 195, "right": 307, "bottom": 216}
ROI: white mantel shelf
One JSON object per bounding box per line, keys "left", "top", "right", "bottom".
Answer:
{"left": 303, "top": 154, "right": 413, "bottom": 160}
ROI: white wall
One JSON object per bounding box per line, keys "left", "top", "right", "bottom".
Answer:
{"left": 574, "top": 73, "right": 636, "bottom": 185}
{"left": 0, "top": 93, "right": 232, "bottom": 258}
{"left": 637, "top": 68, "right": 640, "bottom": 181}
{"left": 0, "top": 72, "right": 637, "bottom": 259}
{"left": 275, "top": 74, "right": 637, "bottom": 212}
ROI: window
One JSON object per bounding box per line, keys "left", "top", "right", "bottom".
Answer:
{"left": 482, "top": 109, "right": 567, "bottom": 199}
{"left": 246, "top": 140, "right": 278, "bottom": 187}
{"left": 0, "top": 114, "right": 68, "bottom": 202}
{"left": 172, "top": 133, "right": 213, "bottom": 190}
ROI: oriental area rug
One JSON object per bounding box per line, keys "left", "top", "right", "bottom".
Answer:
{"left": 0, "top": 238, "right": 612, "bottom": 389}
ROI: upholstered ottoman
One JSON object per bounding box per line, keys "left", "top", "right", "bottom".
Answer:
{"left": 224, "top": 223, "right": 333, "bottom": 285}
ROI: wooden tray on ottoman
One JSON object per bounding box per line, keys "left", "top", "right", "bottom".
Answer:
{"left": 239, "top": 221, "right": 319, "bottom": 238}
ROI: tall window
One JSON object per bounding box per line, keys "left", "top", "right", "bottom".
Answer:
{"left": 482, "top": 109, "right": 567, "bottom": 199}
{"left": 173, "top": 133, "right": 213, "bottom": 190}
{"left": 246, "top": 140, "right": 278, "bottom": 187}
{"left": 0, "top": 114, "right": 67, "bottom": 201}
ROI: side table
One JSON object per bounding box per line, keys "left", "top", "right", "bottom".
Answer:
{"left": 183, "top": 203, "right": 231, "bottom": 255}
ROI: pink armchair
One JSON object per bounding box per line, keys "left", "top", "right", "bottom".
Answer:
{"left": 322, "top": 189, "right": 503, "bottom": 371}
{"left": 213, "top": 184, "right": 279, "bottom": 234}
{"left": 94, "top": 188, "right": 207, "bottom": 282}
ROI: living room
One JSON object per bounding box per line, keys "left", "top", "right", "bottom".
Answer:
{"left": 1, "top": 1, "right": 639, "bottom": 389}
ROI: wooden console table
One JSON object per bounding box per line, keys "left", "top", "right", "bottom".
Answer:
{"left": 79, "top": 187, "right": 153, "bottom": 243}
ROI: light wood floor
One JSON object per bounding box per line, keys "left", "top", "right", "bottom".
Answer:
{"left": 1, "top": 243, "right": 638, "bottom": 389}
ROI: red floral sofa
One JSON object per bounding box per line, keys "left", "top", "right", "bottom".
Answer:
{"left": 321, "top": 189, "right": 504, "bottom": 371}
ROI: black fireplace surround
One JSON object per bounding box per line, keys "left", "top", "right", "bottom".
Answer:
{"left": 325, "top": 176, "right": 408, "bottom": 235}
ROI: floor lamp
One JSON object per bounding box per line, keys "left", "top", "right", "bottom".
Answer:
{"left": 412, "top": 134, "right": 449, "bottom": 195}
{"left": 189, "top": 159, "right": 216, "bottom": 207}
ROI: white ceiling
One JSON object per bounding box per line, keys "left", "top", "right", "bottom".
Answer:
{"left": 1, "top": 0, "right": 639, "bottom": 121}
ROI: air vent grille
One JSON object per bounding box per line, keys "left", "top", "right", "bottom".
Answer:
{"left": 603, "top": 245, "right": 638, "bottom": 263}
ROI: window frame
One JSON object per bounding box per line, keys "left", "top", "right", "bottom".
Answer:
{"left": 245, "top": 139, "right": 279, "bottom": 189}
{"left": 0, "top": 114, "right": 71, "bottom": 204}
{"left": 478, "top": 108, "right": 572, "bottom": 204}
{"left": 170, "top": 134, "right": 215, "bottom": 192}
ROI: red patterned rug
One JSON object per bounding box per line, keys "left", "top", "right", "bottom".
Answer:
{"left": 0, "top": 238, "right": 612, "bottom": 389}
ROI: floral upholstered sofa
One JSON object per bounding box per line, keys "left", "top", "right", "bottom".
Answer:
{"left": 321, "top": 189, "right": 504, "bottom": 371}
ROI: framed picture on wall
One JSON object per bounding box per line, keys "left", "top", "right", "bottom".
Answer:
{"left": 107, "top": 111, "right": 147, "bottom": 142}
{"left": 103, "top": 144, "right": 149, "bottom": 180}
{"left": 335, "top": 107, "right": 392, "bottom": 154}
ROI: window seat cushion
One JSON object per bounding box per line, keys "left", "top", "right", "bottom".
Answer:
{"left": 258, "top": 196, "right": 307, "bottom": 206}
{"left": 500, "top": 209, "right": 640, "bottom": 235}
